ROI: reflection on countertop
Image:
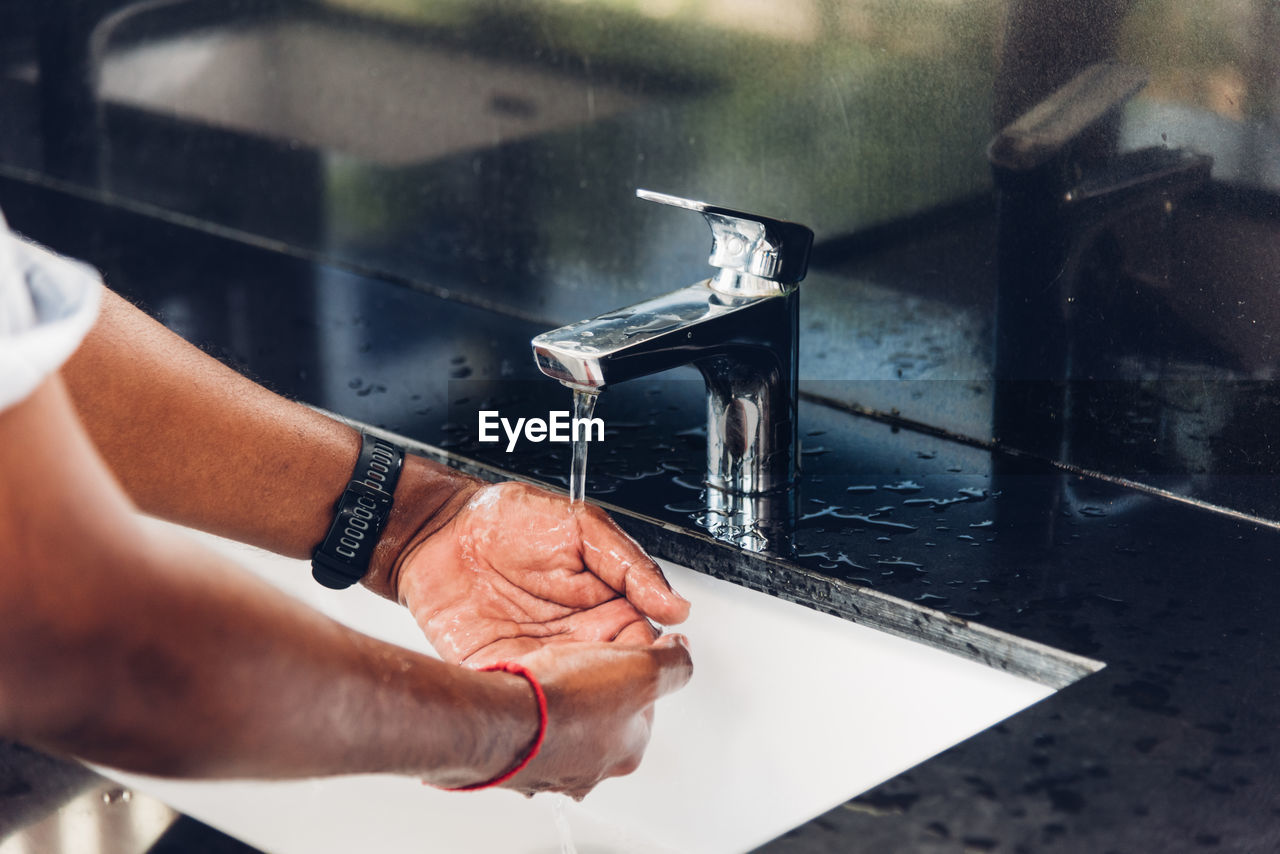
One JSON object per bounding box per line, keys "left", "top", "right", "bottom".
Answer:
{"left": 3, "top": 0, "right": 1279, "bottom": 526}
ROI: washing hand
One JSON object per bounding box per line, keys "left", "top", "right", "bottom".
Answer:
{"left": 500, "top": 635, "right": 692, "bottom": 798}
{"left": 390, "top": 481, "right": 691, "bottom": 667}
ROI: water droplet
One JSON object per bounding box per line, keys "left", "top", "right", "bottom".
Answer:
{"left": 801, "top": 505, "right": 917, "bottom": 532}
{"left": 101, "top": 787, "right": 132, "bottom": 805}
{"left": 616, "top": 466, "right": 666, "bottom": 481}
{"left": 620, "top": 314, "right": 685, "bottom": 339}
{"left": 903, "top": 496, "right": 968, "bottom": 510}
{"left": 798, "top": 551, "right": 866, "bottom": 570}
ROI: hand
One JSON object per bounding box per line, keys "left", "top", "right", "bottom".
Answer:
{"left": 393, "top": 481, "right": 690, "bottom": 666}
{"left": 503, "top": 635, "right": 693, "bottom": 799}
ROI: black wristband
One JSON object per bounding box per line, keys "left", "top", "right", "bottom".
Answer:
{"left": 311, "top": 434, "right": 406, "bottom": 590}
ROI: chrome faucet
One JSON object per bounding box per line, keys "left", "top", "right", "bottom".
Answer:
{"left": 532, "top": 189, "right": 813, "bottom": 552}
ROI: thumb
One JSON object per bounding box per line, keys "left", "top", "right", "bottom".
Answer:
{"left": 628, "top": 563, "right": 693, "bottom": 627}
{"left": 577, "top": 510, "right": 691, "bottom": 626}
{"left": 648, "top": 634, "right": 693, "bottom": 697}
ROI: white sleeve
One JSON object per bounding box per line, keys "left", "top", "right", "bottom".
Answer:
{"left": 0, "top": 209, "right": 103, "bottom": 412}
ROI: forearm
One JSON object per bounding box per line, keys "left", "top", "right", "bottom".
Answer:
{"left": 6, "top": 527, "right": 535, "bottom": 782}
{"left": 61, "top": 289, "right": 476, "bottom": 587}
{"left": 61, "top": 288, "right": 361, "bottom": 556}
{"left": 0, "top": 379, "right": 533, "bottom": 784}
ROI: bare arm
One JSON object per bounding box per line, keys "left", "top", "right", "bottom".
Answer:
{"left": 58, "top": 288, "right": 474, "bottom": 594}
{"left": 0, "top": 377, "right": 528, "bottom": 782}
{"left": 0, "top": 376, "right": 691, "bottom": 789}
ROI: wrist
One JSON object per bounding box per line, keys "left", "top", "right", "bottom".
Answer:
{"left": 420, "top": 663, "right": 543, "bottom": 790}
{"left": 362, "top": 453, "right": 482, "bottom": 601}
{"left": 443, "top": 663, "right": 547, "bottom": 791}
{"left": 311, "top": 433, "right": 405, "bottom": 589}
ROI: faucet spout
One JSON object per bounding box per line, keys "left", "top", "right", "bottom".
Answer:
{"left": 532, "top": 190, "right": 813, "bottom": 552}
{"left": 533, "top": 280, "right": 799, "bottom": 495}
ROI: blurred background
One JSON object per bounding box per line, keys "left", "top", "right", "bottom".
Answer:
{"left": 0, "top": 0, "right": 1277, "bottom": 515}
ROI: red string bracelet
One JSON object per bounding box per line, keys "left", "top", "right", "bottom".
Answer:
{"left": 444, "top": 662, "right": 548, "bottom": 792}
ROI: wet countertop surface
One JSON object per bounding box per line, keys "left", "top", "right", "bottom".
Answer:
{"left": 2, "top": 173, "right": 1279, "bottom": 853}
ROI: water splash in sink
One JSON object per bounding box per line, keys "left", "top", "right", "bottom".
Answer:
{"left": 552, "top": 795, "right": 578, "bottom": 854}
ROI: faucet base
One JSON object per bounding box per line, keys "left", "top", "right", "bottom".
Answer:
{"left": 701, "top": 486, "right": 796, "bottom": 555}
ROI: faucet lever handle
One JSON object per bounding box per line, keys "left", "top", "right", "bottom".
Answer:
{"left": 637, "top": 189, "right": 813, "bottom": 292}
{"left": 987, "top": 61, "right": 1149, "bottom": 174}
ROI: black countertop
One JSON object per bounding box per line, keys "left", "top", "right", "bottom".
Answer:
{"left": 3, "top": 172, "right": 1279, "bottom": 853}
{"left": 3, "top": 3, "right": 1280, "bottom": 850}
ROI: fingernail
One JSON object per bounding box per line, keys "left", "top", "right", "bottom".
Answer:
{"left": 659, "top": 633, "right": 690, "bottom": 650}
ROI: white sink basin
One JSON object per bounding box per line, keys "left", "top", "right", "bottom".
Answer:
{"left": 100, "top": 518, "right": 1057, "bottom": 854}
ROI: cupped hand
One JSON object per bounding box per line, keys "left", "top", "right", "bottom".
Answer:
{"left": 394, "top": 481, "right": 690, "bottom": 667}
{"left": 503, "top": 634, "right": 693, "bottom": 799}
